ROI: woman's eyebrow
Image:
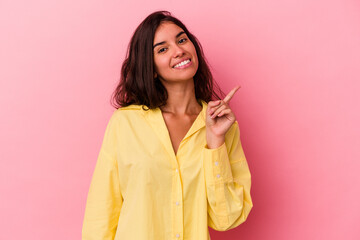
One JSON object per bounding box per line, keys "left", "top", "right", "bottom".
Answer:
{"left": 153, "top": 31, "right": 186, "bottom": 49}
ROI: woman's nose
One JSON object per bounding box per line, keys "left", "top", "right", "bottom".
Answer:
{"left": 172, "top": 44, "right": 185, "bottom": 58}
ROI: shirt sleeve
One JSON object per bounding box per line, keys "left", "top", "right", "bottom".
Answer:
{"left": 82, "top": 113, "right": 123, "bottom": 240}
{"left": 202, "top": 121, "right": 253, "bottom": 231}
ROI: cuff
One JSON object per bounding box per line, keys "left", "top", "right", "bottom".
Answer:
{"left": 203, "top": 142, "right": 234, "bottom": 184}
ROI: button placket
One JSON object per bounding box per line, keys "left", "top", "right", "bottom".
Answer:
{"left": 172, "top": 160, "right": 183, "bottom": 240}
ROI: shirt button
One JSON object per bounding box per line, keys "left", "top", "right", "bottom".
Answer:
{"left": 216, "top": 174, "right": 221, "bottom": 178}
{"left": 215, "top": 161, "right": 219, "bottom": 166}
{"left": 176, "top": 234, "right": 180, "bottom": 238}
{"left": 175, "top": 169, "right": 179, "bottom": 172}
{"left": 176, "top": 201, "right": 179, "bottom": 206}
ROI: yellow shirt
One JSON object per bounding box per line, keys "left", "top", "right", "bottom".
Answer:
{"left": 82, "top": 100, "right": 253, "bottom": 240}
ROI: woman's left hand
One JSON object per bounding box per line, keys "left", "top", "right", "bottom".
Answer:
{"left": 205, "top": 86, "right": 240, "bottom": 149}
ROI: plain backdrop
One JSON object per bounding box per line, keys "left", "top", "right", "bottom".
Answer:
{"left": 1, "top": 0, "right": 359, "bottom": 239}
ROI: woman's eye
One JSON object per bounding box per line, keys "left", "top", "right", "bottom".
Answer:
{"left": 158, "top": 48, "right": 167, "bottom": 53}
{"left": 179, "top": 38, "right": 187, "bottom": 44}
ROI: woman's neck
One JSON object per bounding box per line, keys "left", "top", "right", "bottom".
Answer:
{"left": 159, "top": 80, "right": 202, "bottom": 115}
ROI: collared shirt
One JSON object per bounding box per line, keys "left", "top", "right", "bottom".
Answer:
{"left": 82, "top": 100, "right": 253, "bottom": 240}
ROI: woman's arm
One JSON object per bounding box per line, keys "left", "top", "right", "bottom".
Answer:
{"left": 203, "top": 121, "right": 253, "bottom": 231}
{"left": 82, "top": 114, "right": 123, "bottom": 240}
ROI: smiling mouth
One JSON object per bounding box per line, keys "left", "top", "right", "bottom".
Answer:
{"left": 173, "top": 59, "right": 191, "bottom": 68}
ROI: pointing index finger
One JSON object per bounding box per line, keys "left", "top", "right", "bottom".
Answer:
{"left": 223, "top": 86, "right": 241, "bottom": 103}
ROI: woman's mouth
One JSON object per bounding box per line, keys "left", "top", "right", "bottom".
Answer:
{"left": 173, "top": 59, "right": 192, "bottom": 69}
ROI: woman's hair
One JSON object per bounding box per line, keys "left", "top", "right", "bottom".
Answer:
{"left": 111, "top": 10, "right": 224, "bottom": 109}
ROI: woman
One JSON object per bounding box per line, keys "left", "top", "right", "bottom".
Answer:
{"left": 82, "top": 10, "right": 253, "bottom": 240}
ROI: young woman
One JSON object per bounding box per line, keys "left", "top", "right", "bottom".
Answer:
{"left": 82, "top": 10, "right": 253, "bottom": 240}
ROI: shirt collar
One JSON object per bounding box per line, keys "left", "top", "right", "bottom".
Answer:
{"left": 142, "top": 99, "right": 207, "bottom": 158}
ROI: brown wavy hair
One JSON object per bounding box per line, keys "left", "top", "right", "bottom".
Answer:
{"left": 111, "top": 10, "right": 224, "bottom": 110}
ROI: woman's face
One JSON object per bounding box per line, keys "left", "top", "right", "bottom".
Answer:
{"left": 153, "top": 21, "right": 199, "bottom": 84}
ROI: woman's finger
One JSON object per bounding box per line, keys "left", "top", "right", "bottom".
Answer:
{"left": 209, "top": 86, "right": 240, "bottom": 115}
{"left": 207, "top": 100, "right": 221, "bottom": 112}
{"left": 216, "top": 108, "right": 232, "bottom": 117}
{"left": 208, "top": 100, "right": 223, "bottom": 115}
{"left": 211, "top": 104, "right": 227, "bottom": 118}
{"left": 223, "top": 86, "right": 241, "bottom": 103}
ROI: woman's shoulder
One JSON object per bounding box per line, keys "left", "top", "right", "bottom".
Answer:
{"left": 117, "top": 104, "right": 144, "bottom": 111}
{"left": 110, "top": 104, "right": 147, "bottom": 121}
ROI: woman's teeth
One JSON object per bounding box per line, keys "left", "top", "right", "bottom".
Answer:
{"left": 173, "top": 59, "right": 190, "bottom": 68}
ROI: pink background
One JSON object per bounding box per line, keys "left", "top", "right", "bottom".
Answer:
{"left": 1, "top": 0, "right": 359, "bottom": 239}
